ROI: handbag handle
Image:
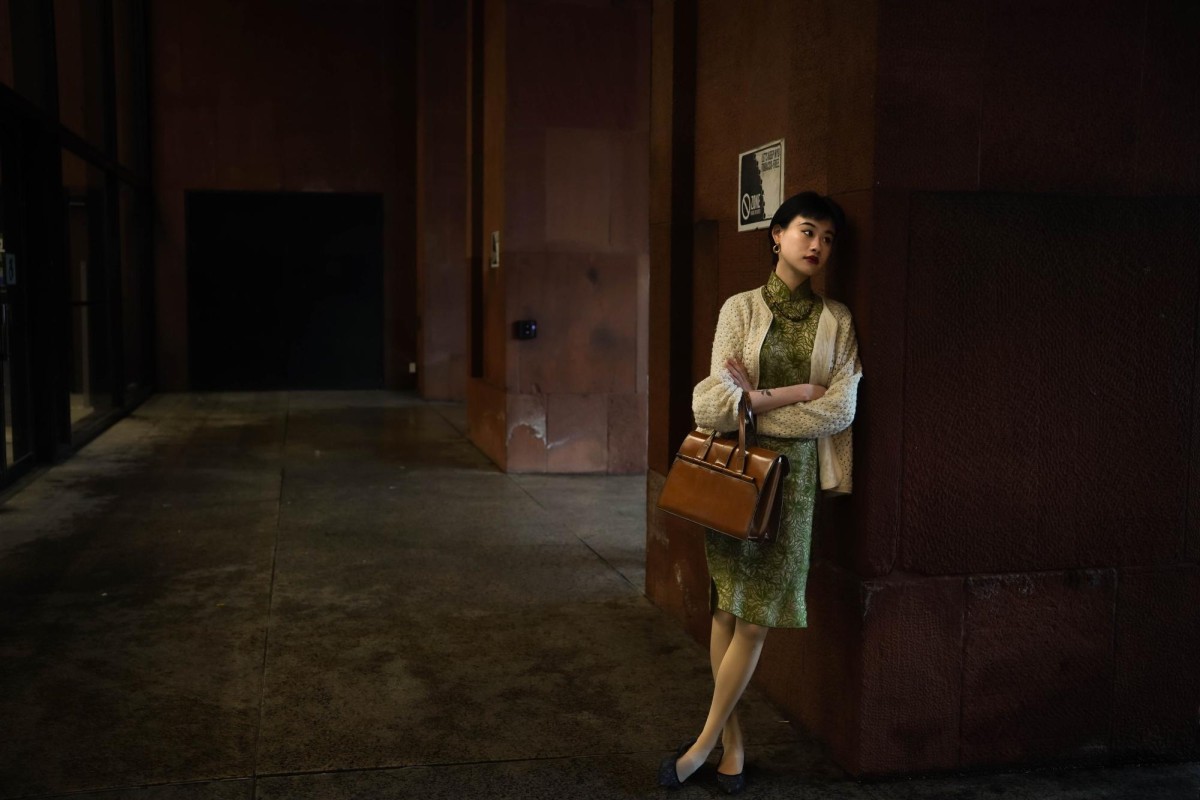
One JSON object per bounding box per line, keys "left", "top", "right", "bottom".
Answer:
{"left": 735, "top": 395, "right": 756, "bottom": 474}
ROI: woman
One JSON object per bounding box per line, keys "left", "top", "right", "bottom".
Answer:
{"left": 658, "top": 192, "right": 861, "bottom": 794}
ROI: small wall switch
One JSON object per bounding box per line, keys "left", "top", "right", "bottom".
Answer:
{"left": 408, "top": 362, "right": 417, "bottom": 373}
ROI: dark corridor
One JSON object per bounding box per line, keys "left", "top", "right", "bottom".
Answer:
{"left": 186, "top": 192, "right": 384, "bottom": 390}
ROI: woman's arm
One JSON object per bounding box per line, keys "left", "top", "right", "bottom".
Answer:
{"left": 692, "top": 298, "right": 750, "bottom": 431}
{"left": 755, "top": 319, "right": 861, "bottom": 439}
{"left": 724, "top": 357, "right": 826, "bottom": 412}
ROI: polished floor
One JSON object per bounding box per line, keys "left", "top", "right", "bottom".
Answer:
{"left": 0, "top": 393, "right": 1196, "bottom": 799}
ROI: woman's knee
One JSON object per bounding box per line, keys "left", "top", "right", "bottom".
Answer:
{"left": 735, "top": 619, "right": 769, "bottom": 642}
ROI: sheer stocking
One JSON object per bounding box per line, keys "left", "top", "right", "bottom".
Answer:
{"left": 675, "top": 613, "right": 768, "bottom": 782}
{"left": 708, "top": 610, "right": 746, "bottom": 775}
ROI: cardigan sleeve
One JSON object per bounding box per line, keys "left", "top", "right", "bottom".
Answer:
{"left": 691, "top": 296, "right": 748, "bottom": 432}
{"left": 756, "top": 309, "right": 861, "bottom": 439}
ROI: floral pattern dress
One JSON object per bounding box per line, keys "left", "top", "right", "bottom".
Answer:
{"left": 705, "top": 273, "right": 823, "bottom": 629}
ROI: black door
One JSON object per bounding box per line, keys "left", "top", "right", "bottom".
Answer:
{"left": 186, "top": 191, "right": 385, "bottom": 390}
{"left": 0, "top": 121, "right": 35, "bottom": 483}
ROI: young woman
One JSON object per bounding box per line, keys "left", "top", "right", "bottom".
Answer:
{"left": 658, "top": 192, "right": 862, "bottom": 794}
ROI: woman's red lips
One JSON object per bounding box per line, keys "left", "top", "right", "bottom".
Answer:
{"left": 804, "top": 256, "right": 819, "bottom": 264}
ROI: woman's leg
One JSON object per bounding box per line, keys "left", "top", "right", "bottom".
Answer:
{"left": 708, "top": 610, "right": 745, "bottom": 775}
{"left": 675, "top": 617, "right": 769, "bottom": 782}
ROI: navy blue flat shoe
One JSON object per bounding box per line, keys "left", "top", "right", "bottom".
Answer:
{"left": 716, "top": 769, "right": 746, "bottom": 794}
{"left": 657, "top": 739, "right": 696, "bottom": 790}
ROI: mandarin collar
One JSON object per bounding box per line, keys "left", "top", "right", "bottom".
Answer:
{"left": 762, "top": 271, "right": 816, "bottom": 322}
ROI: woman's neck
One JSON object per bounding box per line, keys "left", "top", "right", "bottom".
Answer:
{"left": 773, "top": 262, "right": 809, "bottom": 293}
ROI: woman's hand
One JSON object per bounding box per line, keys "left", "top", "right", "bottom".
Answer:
{"left": 799, "top": 384, "right": 827, "bottom": 402}
{"left": 724, "top": 357, "right": 754, "bottom": 393}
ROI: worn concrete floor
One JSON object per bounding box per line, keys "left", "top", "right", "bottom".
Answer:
{"left": 0, "top": 392, "right": 1196, "bottom": 800}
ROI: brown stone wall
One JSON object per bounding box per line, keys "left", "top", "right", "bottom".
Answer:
{"left": 853, "top": 0, "right": 1200, "bottom": 773}
{"left": 417, "top": 0, "right": 469, "bottom": 401}
{"left": 149, "top": 0, "right": 417, "bottom": 390}
{"left": 466, "top": 0, "right": 650, "bottom": 474}
{"left": 647, "top": 0, "right": 1200, "bottom": 776}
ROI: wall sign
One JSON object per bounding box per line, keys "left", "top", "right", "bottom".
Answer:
{"left": 737, "top": 139, "right": 784, "bottom": 231}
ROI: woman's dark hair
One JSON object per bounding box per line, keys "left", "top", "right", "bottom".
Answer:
{"left": 767, "top": 191, "right": 846, "bottom": 264}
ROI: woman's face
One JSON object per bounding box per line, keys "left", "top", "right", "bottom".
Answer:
{"left": 773, "top": 215, "right": 836, "bottom": 279}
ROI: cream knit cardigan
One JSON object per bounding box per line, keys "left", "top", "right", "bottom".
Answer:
{"left": 692, "top": 288, "right": 862, "bottom": 494}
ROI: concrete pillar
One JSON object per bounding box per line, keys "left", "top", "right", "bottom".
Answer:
{"left": 416, "top": 0, "right": 470, "bottom": 401}
{"left": 465, "top": 0, "right": 651, "bottom": 474}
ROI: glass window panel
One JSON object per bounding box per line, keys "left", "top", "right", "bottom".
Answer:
{"left": 69, "top": 303, "right": 97, "bottom": 425}
{"left": 54, "top": 0, "right": 105, "bottom": 147}
{"left": 119, "top": 183, "right": 149, "bottom": 395}
{"left": 63, "top": 149, "right": 112, "bottom": 426}
{"left": 0, "top": 116, "right": 33, "bottom": 471}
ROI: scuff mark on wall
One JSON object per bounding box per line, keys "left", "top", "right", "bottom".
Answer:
{"left": 506, "top": 419, "right": 546, "bottom": 446}
{"left": 862, "top": 581, "right": 883, "bottom": 620}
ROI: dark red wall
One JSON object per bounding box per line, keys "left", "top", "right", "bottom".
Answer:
{"left": 150, "top": 0, "right": 417, "bottom": 390}
{"left": 647, "top": 0, "right": 1200, "bottom": 776}
{"left": 901, "top": 194, "right": 1195, "bottom": 577}
{"left": 466, "top": 0, "right": 650, "bottom": 474}
{"left": 417, "top": 0, "right": 469, "bottom": 401}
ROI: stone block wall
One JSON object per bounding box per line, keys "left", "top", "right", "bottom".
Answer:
{"left": 647, "top": 0, "right": 1200, "bottom": 776}
{"left": 464, "top": 0, "right": 651, "bottom": 473}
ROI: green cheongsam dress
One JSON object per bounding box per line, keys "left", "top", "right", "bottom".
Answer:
{"left": 705, "top": 273, "right": 823, "bottom": 629}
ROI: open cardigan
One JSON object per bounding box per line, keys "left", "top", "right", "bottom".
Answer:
{"left": 692, "top": 287, "right": 862, "bottom": 494}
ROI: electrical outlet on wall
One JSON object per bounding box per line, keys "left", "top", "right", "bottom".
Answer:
{"left": 409, "top": 362, "right": 416, "bottom": 374}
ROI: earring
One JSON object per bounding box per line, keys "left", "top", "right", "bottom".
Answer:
{"left": 772, "top": 243, "right": 780, "bottom": 254}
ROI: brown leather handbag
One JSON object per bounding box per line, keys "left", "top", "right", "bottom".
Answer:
{"left": 657, "top": 398, "right": 790, "bottom": 542}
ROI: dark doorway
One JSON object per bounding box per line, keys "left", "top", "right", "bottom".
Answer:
{"left": 186, "top": 192, "right": 384, "bottom": 390}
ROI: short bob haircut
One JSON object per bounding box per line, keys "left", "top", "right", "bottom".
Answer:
{"left": 767, "top": 191, "right": 846, "bottom": 265}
